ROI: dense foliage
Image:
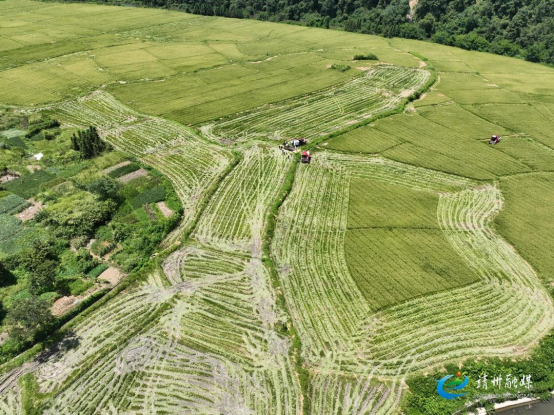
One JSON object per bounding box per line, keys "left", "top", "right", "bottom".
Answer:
{"left": 69, "top": 0, "right": 554, "bottom": 65}
{"left": 70, "top": 126, "right": 108, "bottom": 159}
{"left": 4, "top": 295, "right": 54, "bottom": 343}
{"left": 0, "top": 108, "right": 182, "bottom": 359}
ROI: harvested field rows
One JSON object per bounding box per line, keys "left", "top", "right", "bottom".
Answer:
{"left": 4, "top": 244, "right": 301, "bottom": 414}
{"left": 310, "top": 373, "right": 391, "bottom": 415}
{"left": 203, "top": 66, "right": 430, "bottom": 142}
{"left": 356, "top": 185, "right": 554, "bottom": 376}
{"left": 323, "top": 152, "right": 474, "bottom": 192}
{"left": 0, "top": 387, "right": 19, "bottom": 415}
{"left": 54, "top": 91, "right": 233, "bottom": 243}
{"left": 272, "top": 151, "right": 554, "bottom": 389}
{"left": 272, "top": 163, "right": 371, "bottom": 356}
{"left": 194, "top": 146, "right": 289, "bottom": 255}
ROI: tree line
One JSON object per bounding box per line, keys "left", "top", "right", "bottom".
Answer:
{"left": 61, "top": 0, "right": 553, "bottom": 65}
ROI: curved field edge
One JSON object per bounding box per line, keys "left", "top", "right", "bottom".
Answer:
{"left": 201, "top": 65, "right": 435, "bottom": 145}
{"left": 52, "top": 91, "right": 235, "bottom": 245}
{"left": 270, "top": 151, "right": 554, "bottom": 410}
{"left": 0, "top": 44, "right": 551, "bottom": 415}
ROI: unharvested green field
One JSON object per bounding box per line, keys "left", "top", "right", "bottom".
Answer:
{"left": 0, "top": 0, "right": 421, "bottom": 123}
{"left": 346, "top": 228, "right": 478, "bottom": 309}
{"left": 328, "top": 40, "right": 554, "bottom": 182}
{"left": 348, "top": 178, "right": 440, "bottom": 229}
{"left": 496, "top": 173, "right": 554, "bottom": 282}
{"left": 1, "top": 0, "right": 554, "bottom": 414}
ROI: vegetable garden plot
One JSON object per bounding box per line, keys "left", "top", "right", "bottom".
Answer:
{"left": 0, "top": 194, "right": 30, "bottom": 215}
{"left": 0, "top": 214, "right": 22, "bottom": 242}
{"left": 194, "top": 146, "right": 289, "bottom": 255}
{"left": 203, "top": 65, "right": 430, "bottom": 142}
{"left": 55, "top": 91, "right": 233, "bottom": 242}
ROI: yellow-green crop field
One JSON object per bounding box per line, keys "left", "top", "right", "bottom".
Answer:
{"left": 1, "top": 0, "right": 554, "bottom": 414}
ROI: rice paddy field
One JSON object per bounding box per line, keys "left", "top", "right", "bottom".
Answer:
{"left": 1, "top": 0, "right": 554, "bottom": 414}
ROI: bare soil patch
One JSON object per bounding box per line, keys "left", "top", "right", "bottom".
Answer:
{"left": 355, "top": 67, "right": 372, "bottom": 71}
{"left": 98, "top": 267, "right": 123, "bottom": 285}
{"left": 51, "top": 296, "right": 79, "bottom": 317}
{"left": 0, "top": 173, "right": 19, "bottom": 184}
{"left": 156, "top": 201, "right": 174, "bottom": 218}
{"left": 117, "top": 168, "right": 148, "bottom": 183}
{"left": 16, "top": 199, "right": 43, "bottom": 221}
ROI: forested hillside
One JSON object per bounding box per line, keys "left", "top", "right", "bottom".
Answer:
{"left": 55, "top": 0, "right": 554, "bottom": 65}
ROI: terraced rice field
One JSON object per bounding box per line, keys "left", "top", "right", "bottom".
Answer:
{"left": 271, "top": 152, "right": 554, "bottom": 394}
{"left": 203, "top": 66, "right": 430, "bottom": 142}
{"left": 54, "top": 91, "right": 234, "bottom": 243}
{"left": 193, "top": 145, "right": 289, "bottom": 255}
{"left": 1, "top": 1, "right": 554, "bottom": 414}
{"left": 29, "top": 249, "right": 300, "bottom": 414}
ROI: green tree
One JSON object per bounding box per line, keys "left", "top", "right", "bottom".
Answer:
{"left": 16, "top": 241, "right": 59, "bottom": 295}
{"left": 398, "top": 23, "right": 426, "bottom": 39}
{"left": 71, "top": 126, "right": 108, "bottom": 159}
{"left": 28, "top": 259, "right": 57, "bottom": 295}
{"left": 431, "top": 30, "right": 453, "bottom": 45}
{"left": 454, "top": 32, "right": 490, "bottom": 51}
{"left": 5, "top": 296, "right": 54, "bottom": 343}
{"left": 86, "top": 176, "right": 120, "bottom": 201}
{"left": 489, "top": 39, "right": 521, "bottom": 57}
{"left": 418, "top": 12, "right": 436, "bottom": 37}
{"left": 0, "top": 261, "right": 16, "bottom": 287}
{"left": 526, "top": 43, "right": 544, "bottom": 62}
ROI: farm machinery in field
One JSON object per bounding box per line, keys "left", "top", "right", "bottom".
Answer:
{"left": 489, "top": 134, "right": 501, "bottom": 145}
{"left": 280, "top": 138, "right": 307, "bottom": 152}
{"left": 278, "top": 138, "right": 311, "bottom": 163}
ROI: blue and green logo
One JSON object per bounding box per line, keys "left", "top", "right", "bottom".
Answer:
{"left": 437, "top": 372, "right": 469, "bottom": 400}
